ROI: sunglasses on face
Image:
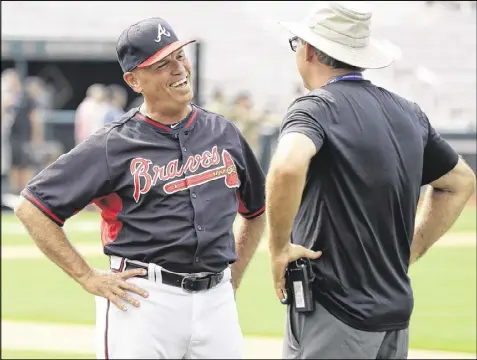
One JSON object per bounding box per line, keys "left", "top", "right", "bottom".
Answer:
{"left": 289, "top": 36, "right": 300, "bottom": 52}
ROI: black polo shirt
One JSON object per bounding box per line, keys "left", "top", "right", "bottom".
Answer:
{"left": 22, "top": 104, "right": 266, "bottom": 273}
{"left": 280, "top": 79, "right": 459, "bottom": 331}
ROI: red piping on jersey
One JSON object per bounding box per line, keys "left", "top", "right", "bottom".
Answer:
{"left": 184, "top": 106, "right": 198, "bottom": 128}
{"left": 136, "top": 106, "right": 197, "bottom": 131}
{"left": 136, "top": 113, "right": 172, "bottom": 132}
{"left": 22, "top": 189, "right": 65, "bottom": 226}
{"left": 93, "top": 193, "right": 123, "bottom": 247}
{"left": 236, "top": 191, "right": 248, "bottom": 214}
{"left": 236, "top": 191, "right": 265, "bottom": 219}
{"left": 243, "top": 205, "right": 265, "bottom": 219}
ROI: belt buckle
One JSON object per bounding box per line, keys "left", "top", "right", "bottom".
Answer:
{"left": 181, "top": 275, "right": 198, "bottom": 292}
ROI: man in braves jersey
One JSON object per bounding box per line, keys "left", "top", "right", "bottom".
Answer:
{"left": 14, "top": 17, "right": 266, "bottom": 359}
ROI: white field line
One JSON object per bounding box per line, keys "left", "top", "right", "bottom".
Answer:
{"left": 1, "top": 220, "right": 475, "bottom": 260}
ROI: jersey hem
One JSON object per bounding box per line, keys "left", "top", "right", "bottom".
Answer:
{"left": 103, "top": 250, "right": 231, "bottom": 274}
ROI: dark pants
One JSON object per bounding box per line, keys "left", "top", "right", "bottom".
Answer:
{"left": 10, "top": 138, "right": 31, "bottom": 168}
{"left": 258, "top": 129, "right": 279, "bottom": 174}
{"left": 284, "top": 301, "right": 409, "bottom": 359}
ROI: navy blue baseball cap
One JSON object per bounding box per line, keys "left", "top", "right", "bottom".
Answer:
{"left": 116, "top": 17, "right": 196, "bottom": 73}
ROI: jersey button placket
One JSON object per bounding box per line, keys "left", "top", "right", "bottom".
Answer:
{"left": 177, "top": 131, "right": 201, "bottom": 269}
{"left": 178, "top": 132, "right": 190, "bottom": 189}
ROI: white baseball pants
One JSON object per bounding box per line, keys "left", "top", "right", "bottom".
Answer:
{"left": 94, "top": 258, "right": 243, "bottom": 359}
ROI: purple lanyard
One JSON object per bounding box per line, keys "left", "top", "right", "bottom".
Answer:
{"left": 326, "top": 73, "right": 364, "bottom": 85}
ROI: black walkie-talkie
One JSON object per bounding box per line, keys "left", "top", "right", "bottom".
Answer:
{"left": 282, "top": 258, "right": 316, "bottom": 313}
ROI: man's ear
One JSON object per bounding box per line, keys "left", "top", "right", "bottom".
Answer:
{"left": 123, "top": 71, "right": 142, "bottom": 94}
{"left": 305, "top": 43, "right": 315, "bottom": 63}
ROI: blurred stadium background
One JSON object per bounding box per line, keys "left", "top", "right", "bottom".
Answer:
{"left": 1, "top": 1, "right": 476, "bottom": 359}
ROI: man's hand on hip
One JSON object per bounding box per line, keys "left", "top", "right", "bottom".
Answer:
{"left": 78, "top": 268, "right": 150, "bottom": 311}
{"left": 270, "top": 243, "right": 322, "bottom": 302}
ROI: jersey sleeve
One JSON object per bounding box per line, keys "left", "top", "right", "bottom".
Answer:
{"left": 279, "top": 95, "right": 328, "bottom": 152}
{"left": 21, "top": 129, "right": 113, "bottom": 227}
{"left": 418, "top": 108, "right": 459, "bottom": 185}
{"left": 234, "top": 128, "right": 266, "bottom": 219}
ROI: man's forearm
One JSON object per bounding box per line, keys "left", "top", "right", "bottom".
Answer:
{"left": 411, "top": 186, "right": 473, "bottom": 264}
{"left": 231, "top": 214, "right": 266, "bottom": 290}
{"left": 15, "top": 199, "right": 93, "bottom": 284}
{"left": 266, "top": 165, "right": 307, "bottom": 255}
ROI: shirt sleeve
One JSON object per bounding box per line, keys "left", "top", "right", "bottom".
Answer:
{"left": 418, "top": 108, "right": 459, "bottom": 185}
{"left": 234, "top": 128, "right": 266, "bottom": 219}
{"left": 279, "top": 95, "right": 328, "bottom": 152}
{"left": 21, "top": 129, "right": 113, "bottom": 226}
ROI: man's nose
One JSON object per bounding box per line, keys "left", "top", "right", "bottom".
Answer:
{"left": 170, "top": 60, "right": 186, "bottom": 75}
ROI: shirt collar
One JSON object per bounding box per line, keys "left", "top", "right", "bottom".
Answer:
{"left": 135, "top": 104, "right": 199, "bottom": 133}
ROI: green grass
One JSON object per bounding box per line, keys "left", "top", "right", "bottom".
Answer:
{"left": 408, "top": 247, "right": 476, "bottom": 353}
{"left": 2, "top": 247, "right": 476, "bottom": 353}
{"left": 1, "top": 211, "right": 102, "bottom": 246}
{"left": 1, "top": 206, "right": 475, "bottom": 247}
{"left": 1, "top": 349, "right": 94, "bottom": 359}
{"left": 450, "top": 206, "right": 476, "bottom": 233}
{"left": 1, "top": 256, "right": 108, "bottom": 324}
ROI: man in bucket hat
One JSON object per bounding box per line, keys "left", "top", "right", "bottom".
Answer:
{"left": 266, "top": 2, "right": 475, "bottom": 359}
{"left": 14, "top": 17, "right": 267, "bottom": 359}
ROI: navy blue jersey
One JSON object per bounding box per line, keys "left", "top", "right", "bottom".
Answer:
{"left": 280, "top": 80, "right": 459, "bottom": 332}
{"left": 22, "top": 104, "right": 266, "bottom": 273}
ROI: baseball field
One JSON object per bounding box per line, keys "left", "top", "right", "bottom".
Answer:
{"left": 1, "top": 204, "right": 476, "bottom": 359}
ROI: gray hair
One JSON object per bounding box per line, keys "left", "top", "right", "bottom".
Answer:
{"left": 299, "top": 38, "right": 365, "bottom": 72}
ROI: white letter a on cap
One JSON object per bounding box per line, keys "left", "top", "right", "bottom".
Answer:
{"left": 155, "top": 24, "right": 171, "bottom": 43}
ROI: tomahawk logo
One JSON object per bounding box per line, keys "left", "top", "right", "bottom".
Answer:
{"left": 130, "top": 146, "right": 240, "bottom": 202}
{"left": 155, "top": 24, "right": 171, "bottom": 43}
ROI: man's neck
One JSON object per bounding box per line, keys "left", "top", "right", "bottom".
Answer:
{"left": 140, "top": 101, "right": 192, "bottom": 125}
{"left": 309, "top": 69, "right": 362, "bottom": 90}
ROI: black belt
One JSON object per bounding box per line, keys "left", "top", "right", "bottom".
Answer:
{"left": 124, "top": 262, "right": 225, "bottom": 293}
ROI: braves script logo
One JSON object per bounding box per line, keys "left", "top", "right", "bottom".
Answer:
{"left": 130, "top": 146, "right": 240, "bottom": 202}
{"left": 155, "top": 24, "right": 171, "bottom": 43}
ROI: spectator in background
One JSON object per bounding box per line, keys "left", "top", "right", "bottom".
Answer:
{"left": 104, "top": 84, "right": 128, "bottom": 125}
{"left": 1, "top": 68, "right": 22, "bottom": 113}
{"left": 258, "top": 103, "right": 282, "bottom": 174}
{"left": 8, "top": 74, "right": 44, "bottom": 194}
{"left": 228, "top": 91, "right": 261, "bottom": 153}
{"left": 23, "top": 77, "right": 65, "bottom": 176}
{"left": 26, "top": 76, "right": 51, "bottom": 110}
{"left": 74, "top": 84, "right": 108, "bottom": 145}
{"left": 1, "top": 68, "right": 23, "bottom": 193}
{"left": 205, "top": 87, "right": 230, "bottom": 117}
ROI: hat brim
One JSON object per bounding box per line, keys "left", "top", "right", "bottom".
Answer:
{"left": 138, "top": 39, "right": 197, "bottom": 69}
{"left": 279, "top": 21, "right": 395, "bottom": 70}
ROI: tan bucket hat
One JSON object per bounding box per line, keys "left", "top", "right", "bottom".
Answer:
{"left": 278, "top": 1, "right": 395, "bottom": 69}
